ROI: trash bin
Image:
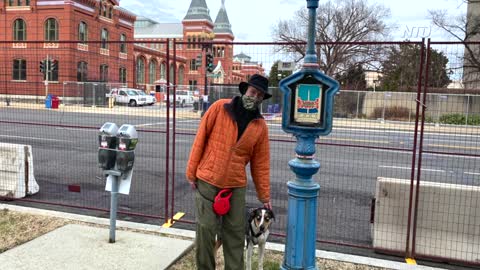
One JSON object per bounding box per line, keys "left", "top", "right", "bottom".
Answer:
{"left": 51, "top": 95, "right": 60, "bottom": 109}
{"left": 45, "top": 94, "right": 52, "bottom": 109}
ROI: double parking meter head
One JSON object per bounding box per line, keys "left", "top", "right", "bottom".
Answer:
{"left": 115, "top": 124, "right": 138, "bottom": 172}
{"left": 98, "top": 122, "right": 119, "bottom": 170}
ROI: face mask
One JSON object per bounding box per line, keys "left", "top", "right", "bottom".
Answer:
{"left": 242, "top": 95, "right": 262, "bottom": 111}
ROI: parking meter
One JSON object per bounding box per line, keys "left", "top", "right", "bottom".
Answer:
{"left": 98, "top": 122, "right": 119, "bottom": 170}
{"left": 115, "top": 124, "right": 138, "bottom": 172}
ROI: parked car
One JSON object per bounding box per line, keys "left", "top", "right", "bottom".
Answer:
{"left": 107, "top": 88, "right": 147, "bottom": 107}
{"left": 165, "top": 90, "right": 196, "bottom": 107}
{"left": 133, "top": 89, "right": 156, "bottom": 106}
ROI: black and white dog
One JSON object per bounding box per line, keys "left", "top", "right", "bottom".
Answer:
{"left": 245, "top": 207, "right": 275, "bottom": 270}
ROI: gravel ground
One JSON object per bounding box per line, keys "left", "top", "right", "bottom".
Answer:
{"left": 0, "top": 208, "right": 389, "bottom": 269}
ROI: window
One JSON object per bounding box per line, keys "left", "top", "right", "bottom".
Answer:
{"left": 178, "top": 66, "right": 184, "bottom": 85}
{"left": 169, "top": 63, "right": 175, "bottom": 83}
{"left": 190, "top": 59, "right": 198, "bottom": 71}
{"left": 13, "top": 19, "right": 26, "bottom": 41}
{"left": 149, "top": 60, "right": 157, "bottom": 84}
{"left": 101, "top": 28, "right": 108, "bottom": 49}
{"left": 100, "top": 64, "right": 108, "bottom": 81}
{"left": 120, "top": 34, "right": 127, "bottom": 53}
{"left": 160, "top": 62, "right": 166, "bottom": 79}
{"left": 136, "top": 57, "right": 145, "bottom": 84}
{"left": 187, "top": 37, "right": 191, "bottom": 49}
{"left": 44, "top": 18, "right": 58, "bottom": 41}
{"left": 119, "top": 67, "right": 127, "bottom": 83}
{"left": 189, "top": 80, "right": 197, "bottom": 91}
{"left": 108, "top": 7, "right": 113, "bottom": 19}
{"left": 77, "top": 61, "right": 88, "bottom": 82}
{"left": 12, "top": 59, "right": 26, "bottom": 80}
{"left": 78, "top": 22, "right": 87, "bottom": 44}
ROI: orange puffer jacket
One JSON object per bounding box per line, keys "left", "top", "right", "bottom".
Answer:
{"left": 186, "top": 98, "right": 270, "bottom": 203}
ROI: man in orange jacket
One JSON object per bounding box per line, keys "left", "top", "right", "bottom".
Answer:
{"left": 186, "top": 74, "right": 272, "bottom": 270}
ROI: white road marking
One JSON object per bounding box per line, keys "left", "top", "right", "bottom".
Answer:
{"left": 379, "top": 165, "right": 446, "bottom": 173}
{"left": 0, "top": 134, "right": 70, "bottom": 142}
{"left": 464, "top": 172, "right": 480, "bottom": 176}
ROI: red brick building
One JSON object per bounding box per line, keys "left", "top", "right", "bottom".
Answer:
{"left": 0, "top": 0, "right": 264, "bottom": 98}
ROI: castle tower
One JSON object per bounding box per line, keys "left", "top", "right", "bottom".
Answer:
{"left": 182, "top": 0, "right": 214, "bottom": 90}
{"left": 213, "top": 0, "right": 235, "bottom": 84}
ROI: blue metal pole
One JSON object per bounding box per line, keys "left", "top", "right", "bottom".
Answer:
{"left": 281, "top": 1, "right": 320, "bottom": 269}
{"left": 281, "top": 136, "right": 320, "bottom": 270}
{"left": 304, "top": 0, "right": 319, "bottom": 64}
{"left": 109, "top": 176, "right": 119, "bottom": 243}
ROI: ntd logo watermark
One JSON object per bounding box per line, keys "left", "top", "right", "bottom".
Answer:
{"left": 402, "top": 25, "right": 431, "bottom": 39}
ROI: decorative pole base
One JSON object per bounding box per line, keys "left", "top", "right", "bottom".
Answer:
{"left": 281, "top": 158, "right": 320, "bottom": 270}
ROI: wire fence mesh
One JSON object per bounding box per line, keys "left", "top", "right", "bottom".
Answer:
{"left": 1, "top": 39, "right": 480, "bottom": 266}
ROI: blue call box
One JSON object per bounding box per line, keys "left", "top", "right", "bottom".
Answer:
{"left": 280, "top": 69, "right": 340, "bottom": 137}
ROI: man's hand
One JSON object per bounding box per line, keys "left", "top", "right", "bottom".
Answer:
{"left": 189, "top": 180, "right": 197, "bottom": 190}
{"left": 263, "top": 201, "right": 272, "bottom": 210}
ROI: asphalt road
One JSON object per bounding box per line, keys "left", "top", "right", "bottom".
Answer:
{"left": 1, "top": 106, "right": 479, "bottom": 248}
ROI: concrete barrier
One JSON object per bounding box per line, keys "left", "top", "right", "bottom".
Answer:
{"left": 0, "top": 143, "right": 39, "bottom": 198}
{"left": 373, "top": 177, "right": 480, "bottom": 262}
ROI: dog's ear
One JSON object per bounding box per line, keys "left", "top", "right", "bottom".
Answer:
{"left": 248, "top": 208, "right": 256, "bottom": 221}
{"left": 267, "top": 209, "right": 275, "bottom": 221}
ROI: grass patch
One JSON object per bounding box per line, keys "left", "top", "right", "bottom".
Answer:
{"left": 0, "top": 208, "right": 67, "bottom": 253}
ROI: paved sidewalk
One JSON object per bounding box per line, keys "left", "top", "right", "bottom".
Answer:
{"left": 0, "top": 204, "right": 447, "bottom": 270}
{"left": 0, "top": 224, "right": 193, "bottom": 270}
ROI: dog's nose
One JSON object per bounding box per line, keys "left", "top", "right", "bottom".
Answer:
{"left": 260, "top": 225, "right": 265, "bottom": 231}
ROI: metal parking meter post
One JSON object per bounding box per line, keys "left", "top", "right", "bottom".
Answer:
{"left": 108, "top": 170, "right": 120, "bottom": 243}
{"left": 98, "top": 122, "right": 138, "bottom": 244}
{"left": 279, "top": 1, "right": 340, "bottom": 269}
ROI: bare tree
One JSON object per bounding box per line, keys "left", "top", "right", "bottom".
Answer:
{"left": 272, "top": 0, "right": 391, "bottom": 77}
{"left": 429, "top": 1, "right": 480, "bottom": 88}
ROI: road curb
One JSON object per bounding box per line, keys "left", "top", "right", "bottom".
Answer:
{"left": 1, "top": 203, "right": 446, "bottom": 270}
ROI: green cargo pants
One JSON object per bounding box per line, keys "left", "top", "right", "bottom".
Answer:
{"left": 195, "top": 180, "right": 246, "bottom": 270}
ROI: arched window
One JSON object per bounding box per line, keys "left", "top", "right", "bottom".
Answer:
{"left": 160, "top": 62, "right": 166, "bottom": 79}
{"left": 136, "top": 57, "right": 145, "bottom": 84}
{"left": 120, "top": 34, "right": 127, "bottom": 53}
{"left": 78, "top": 21, "right": 87, "bottom": 44}
{"left": 178, "top": 66, "right": 185, "bottom": 85}
{"left": 169, "top": 63, "right": 175, "bottom": 83}
{"left": 12, "top": 59, "right": 27, "bottom": 80}
{"left": 44, "top": 18, "right": 58, "bottom": 41}
{"left": 100, "top": 64, "right": 108, "bottom": 82}
{"left": 149, "top": 60, "right": 157, "bottom": 84}
{"left": 77, "top": 61, "right": 88, "bottom": 82}
{"left": 13, "top": 19, "right": 26, "bottom": 41}
{"left": 108, "top": 7, "right": 113, "bottom": 18}
{"left": 101, "top": 28, "right": 109, "bottom": 49}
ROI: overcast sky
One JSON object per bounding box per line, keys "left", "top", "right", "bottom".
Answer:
{"left": 120, "top": 0, "right": 469, "bottom": 41}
